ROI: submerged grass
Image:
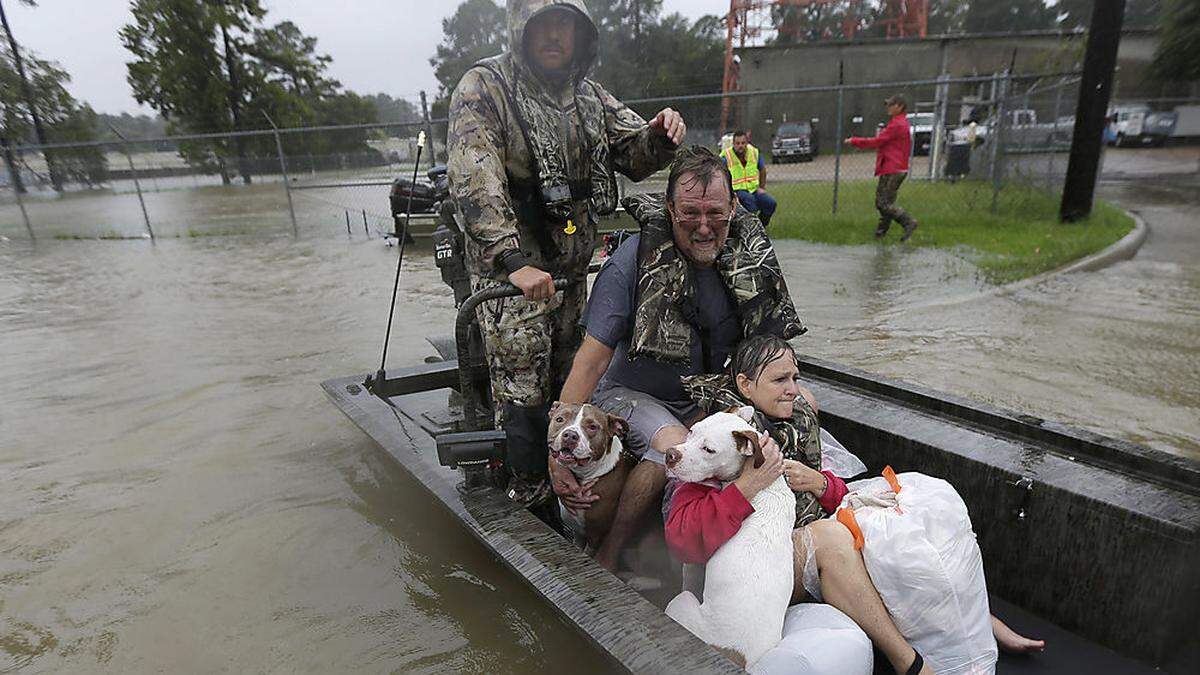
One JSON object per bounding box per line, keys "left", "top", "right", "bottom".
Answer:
{"left": 768, "top": 180, "right": 1135, "bottom": 283}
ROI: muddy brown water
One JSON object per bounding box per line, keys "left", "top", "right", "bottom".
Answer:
{"left": 1, "top": 177, "right": 1196, "bottom": 671}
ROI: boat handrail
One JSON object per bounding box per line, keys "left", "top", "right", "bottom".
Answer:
{"left": 455, "top": 276, "right": 578, "bottom": 429}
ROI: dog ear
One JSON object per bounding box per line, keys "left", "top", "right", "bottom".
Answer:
{"left": 735, "top": 406, "right": 756, "bottom": 423}
{"left": 607, "top": 413, "right": 629, "bottom": 439}
{"left": 732, "top": 430, "right": 765, "bottom": 469}
{"left": 550, "top": 400, "right": 563, "bottom": 417}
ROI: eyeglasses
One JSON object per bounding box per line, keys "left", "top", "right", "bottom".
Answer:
{"left": 670, "top": 206, "right": 733, "bottom": 230}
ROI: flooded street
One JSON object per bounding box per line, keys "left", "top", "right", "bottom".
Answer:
{"left": 1, "top": 177, "right": 1197, "bottom": 671}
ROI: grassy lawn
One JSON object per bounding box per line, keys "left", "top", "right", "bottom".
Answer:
{"left": 767, "top": 180, "right": 1135, "bottom": 283}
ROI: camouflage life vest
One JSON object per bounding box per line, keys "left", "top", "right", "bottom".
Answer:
{"left": 683, "top": 373, "right": 825, "bottom": 527}
{"left": 472, "top": 56, "right": 618, "bottom": 227}
{"left": 623, "top": 192, "right": 806, "bottom": 366}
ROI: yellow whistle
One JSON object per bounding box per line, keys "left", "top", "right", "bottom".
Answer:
{"left": 564, "top": 219, "right": 577, "bottom": 235}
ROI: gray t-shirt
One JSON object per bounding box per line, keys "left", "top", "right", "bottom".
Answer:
{"left": 582, "top": 234, "right": 741, "bottom": 405}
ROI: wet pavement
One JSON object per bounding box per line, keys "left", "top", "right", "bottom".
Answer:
{"left": 1, "top": 174, "right": 1196, "bottom": 671}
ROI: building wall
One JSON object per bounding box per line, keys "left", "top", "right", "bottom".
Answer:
{"left": 732, "top": 30, "right": 1164, "bottom": 154}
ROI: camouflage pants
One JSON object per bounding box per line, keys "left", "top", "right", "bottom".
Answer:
{"left": 472, "top": 277, "right": 586, "bottom": 428}
{"left": 875, "top": 172, "right": 916, "bottom": 232}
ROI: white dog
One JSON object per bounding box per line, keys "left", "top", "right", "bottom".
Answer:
{"left": 663, "top": 407, "right": 796, "bottom": 669}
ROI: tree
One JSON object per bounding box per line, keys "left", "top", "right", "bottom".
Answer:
{"left": 1057, "top": 0, "right": 1162, "bottom": 30}
{"left": 429, "top": 0, "right": 506, "bottom": 110}
{"left": 964, "top": 0, "right": 1056, "bottom": 33}
{"left": 0, "top": 41, "right": 106, "bottom": 190}
{"left": 124, "top": 1, "right": 382, "bottom": 183}
{"left": 123, "top": 0, "right": 244, "bottom": 183}
{"left": 1150, "top": 0, "right": 1200, "bottom": 82}
{"left": 362, "top": 93, "right": 421, "bottom": 125}
{"left": 927, "top": 0, "right": 970, "bottom": 34}
{"left": 0, "top": 0, "right": 66, "bottom": 190}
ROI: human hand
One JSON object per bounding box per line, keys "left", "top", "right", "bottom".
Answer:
{"left": 843, "top": 137, "right": 853, "bottom": 145}
{"left": 649, "top": 108, "right": 687, "bottom": 146}
{"left": 783, "top": 459, "right": 825, "bottom": 496}
{"left": 756, "top": 188, "right": 767, "bottom": 195}
{"left": 734, "top": 432, "right": 783, "bottom": 500}
{"left": 508, "top": 265, "right": 556, "bottom": 301}
{"left": 550, "top": 458, "right": 599, "bottom": 512}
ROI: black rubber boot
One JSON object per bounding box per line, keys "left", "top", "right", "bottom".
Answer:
{"left": 502, "top": 403, "right": 553, "bottom": 510}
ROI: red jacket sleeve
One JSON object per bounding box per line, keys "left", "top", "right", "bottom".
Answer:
{"left": 665, "top": 482, "right": 755, "bottom": 564}
{"left": 818, "top": 470, "right": 849, "bottom": 514}
{"left": 849, "top": 118, "right": 899, "bottom": 149}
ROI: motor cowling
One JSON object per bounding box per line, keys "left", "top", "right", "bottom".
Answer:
{"left": 433, "top": 202, "right": 472, "bottom": 307}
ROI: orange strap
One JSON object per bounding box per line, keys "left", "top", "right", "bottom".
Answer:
{"left": 882, "top": 465, "right": 902, "bottom": 494}
{"left": 836, "top": 508, "right": 865, "bottom": 551}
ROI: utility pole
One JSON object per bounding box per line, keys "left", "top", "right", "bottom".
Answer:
{"left": 1060, "top": 0, "right": 1126, "bottom": 222}
{"left": 0, "top": 0, "right": 62, "bottom": 191}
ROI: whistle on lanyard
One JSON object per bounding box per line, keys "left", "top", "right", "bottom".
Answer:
{"left": 563, "top": 219, "right": 577, "bottom": 235}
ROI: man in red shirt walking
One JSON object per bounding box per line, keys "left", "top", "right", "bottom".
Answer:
{"left": 846, "top": 94, "right": 919, "bottom": 242}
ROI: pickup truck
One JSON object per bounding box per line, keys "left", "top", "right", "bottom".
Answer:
{"left": 949, "top": 109, "right": 1074, "bottom": 150}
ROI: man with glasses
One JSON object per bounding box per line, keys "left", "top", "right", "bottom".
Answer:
{"left": 554, "top": 146, "right": 804, "bottom": 572}
{"left": 845, "top": 93, "right": 919, "bottom": 242}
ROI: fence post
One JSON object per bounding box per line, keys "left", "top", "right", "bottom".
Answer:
{"left": 1, "top": 136, "right": 33, "bottom": 240}
{"left": 108, "top": 125, "right": 154, "bottom": 241}
{"left": 263, "top": 112, "right": 298, "bottom": 238}
{"left": 832, "top": 62, "right": 845, "bottom": 216}
{"left": 420, "top": 91, "right": 436, "bottom": 169}
{"left": 930, "top": 74, "right": 950, "bottom": 182}
{"left": 1050, "top": 79, "right": 1065, "bottom": 185}
{"left": 989, "top": 71, "right": 1010, "bottom": 214}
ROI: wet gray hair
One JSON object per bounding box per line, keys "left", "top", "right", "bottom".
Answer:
{"left": 666, "top": 145, "right": 734, "bottom": 205}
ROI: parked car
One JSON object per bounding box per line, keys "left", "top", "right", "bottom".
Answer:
{"left": 390, "top": 164, "right": 449, "bottom": 217}
{"left": 771, "top": 122, "right": 818, "bottom": 162}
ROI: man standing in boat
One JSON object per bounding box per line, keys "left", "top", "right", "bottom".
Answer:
{"left": 447, "top": 0, "right": 685, "bottom": 506}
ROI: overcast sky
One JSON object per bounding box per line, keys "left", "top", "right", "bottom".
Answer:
{"left": 4, "top": 0, "right": 731, "bottom": 115}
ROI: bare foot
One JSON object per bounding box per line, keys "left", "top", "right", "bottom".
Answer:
{"left": 993, "top": 615, "right": 1046, "bottom": 654}
{"left": 593, "top": 545, "right": 620, "bottom": 573}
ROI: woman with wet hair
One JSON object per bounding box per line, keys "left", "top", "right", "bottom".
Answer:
{"left": 667, "top": 336, "right": 1043, "bottom": 674}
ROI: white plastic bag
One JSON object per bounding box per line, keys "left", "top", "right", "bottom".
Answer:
{"left": 820, "top": 428, "right": 868, "bottom": 479}
{"left": 838, "top": 471, "right": 997, "bottom": 675}
{"left": 749, "top": 603, "right": 873, "bottom": 675}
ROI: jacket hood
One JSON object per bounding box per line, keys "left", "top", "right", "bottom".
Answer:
{"left": 507, "top": 0, "right": 599, "bottom": 85}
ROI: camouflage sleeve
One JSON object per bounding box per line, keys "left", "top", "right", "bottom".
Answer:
{"left": 595, "top": 83, "right": 676, "bottom": 182}
{"left": 447, "top": 68, "right": 520, "bottom": 271}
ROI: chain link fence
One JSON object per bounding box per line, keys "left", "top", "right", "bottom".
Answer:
{"left": 2, "top": 74, "right": 1197, "bottom": 242}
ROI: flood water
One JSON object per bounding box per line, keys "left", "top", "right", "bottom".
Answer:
{"left": 1, "top": 177, "right": 1197, "bottom": 671}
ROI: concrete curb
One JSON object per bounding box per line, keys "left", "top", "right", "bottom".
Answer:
{"left": 1002, "top": 208, "right": 1149, "bottom": 293}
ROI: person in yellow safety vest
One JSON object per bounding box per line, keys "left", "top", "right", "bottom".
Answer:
{"left": 721, "top": 129, "right": 777, "bottom": 227}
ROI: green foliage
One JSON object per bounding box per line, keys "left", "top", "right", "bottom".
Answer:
{"left": 122, "top": 0, "right": 382, "bottom": 181}
{"left": 768, "top": 180, "right": 1135, "bottom": 283}
{"left": 430, "top": 0, "right": 725, "bottom": 127}
{"left": 429, "top": 0, "right": 506, "bottom": 105}
{"left": 1056, "top": 0, "right": 1162, "bottom": 30}
{"left": 361, "top": 93, "right": 421, "bottom": 125}
{"left": 0, "top": 40, "right": 106, "bottom": 185}
{"left": 964, "top": 0, "right": 1056, "bottom": 34}
{"left": 1150, "top": 0, "right": 1200, "bottom": 82}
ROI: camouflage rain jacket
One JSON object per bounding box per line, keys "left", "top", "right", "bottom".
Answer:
{"left": 683, "top": 373, "right": 825, "bottom": 527}
{"left": 622, "top": 192, "right": 806, "bottom": 366}
{"left": 447, "top": 0, "right": 677, "bottom": 279}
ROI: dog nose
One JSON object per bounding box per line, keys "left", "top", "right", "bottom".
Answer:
{"left": 665, "top": 448, "right": 681, "bottom": 467}
{"left": 561, "top": 428, "right": 579, "bottom": 446}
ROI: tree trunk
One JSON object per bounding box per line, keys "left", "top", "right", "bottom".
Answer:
{"left": 0, "top": 0, "right": 62, "bottom": 191}
{"left": 219, "top": 11, "right": 252, "bottom": 185}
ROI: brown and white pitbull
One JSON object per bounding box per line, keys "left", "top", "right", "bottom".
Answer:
{"left": 548, "top": 401, "right": 632, "bottom": 552}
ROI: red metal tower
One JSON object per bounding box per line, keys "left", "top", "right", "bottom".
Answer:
{"left": 720, "top": 0, "right": 928, "bottom": 132}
